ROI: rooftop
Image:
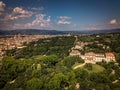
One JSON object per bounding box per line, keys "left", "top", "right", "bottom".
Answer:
{"left": 105, "top": 53, "right": 115, "bottom": 57}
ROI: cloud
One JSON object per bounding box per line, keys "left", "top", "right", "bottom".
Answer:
{"left": 57, "top": 16, "right": 71, "bottom": 25}
{"left": 11, "top": 14, "right": 51, "bottom": 29}
{"left": 0, "top": 1, "right": 50, "bottom": 30}
{"left": 28, "top": 7, "right": 44, "bottom": 11}
{"left": 0, "top": 1, "right": 5, "bottom": 15}
{"left": 0, "top": 1, "right": 51, "bottom": 30}
{"left": 0, "top": 7, "right": 33, "bottom": 22}
{"left": 0, "top": 6, "right": 33, "bottom": 29}
{"left": 59, "top": 16, "right": 71, "bottom": 19}
{"left": 7, "top": 7, "right": 33, "bottom": 20}
{"left": 57, "top": 21, "right": 71, "bottom": 25}
{"left": 110, "top": 19, "right": 118, "bottom": 25}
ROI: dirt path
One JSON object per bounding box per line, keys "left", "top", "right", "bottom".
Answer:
{"left": 73, "top": 63, "right": 85, "bottom": 69}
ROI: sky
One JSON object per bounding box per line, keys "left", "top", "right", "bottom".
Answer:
{"left": 0, "top": 0, "right": 120, "bottom": 30}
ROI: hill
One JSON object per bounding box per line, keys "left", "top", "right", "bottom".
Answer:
{"left": 0, "top": 29, "right": 65, "bottom": 35}
{"left": 65, "top": 29, "right": 120, "bottom": 34}
{"left": 0, "top": 29, "right": 120, "bottom": 35}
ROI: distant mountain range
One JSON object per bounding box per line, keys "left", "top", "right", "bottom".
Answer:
{"left": 0, "top": 29, "right": 65, "bottom": 35}
{"left": 0, "top": 29, "right": 120, "bottom": 35}
{"left": 65, "top": 29, "right": 120, "bottom": 35}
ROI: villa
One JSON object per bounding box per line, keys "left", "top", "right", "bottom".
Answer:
{"left": 105, "top": 53, "right": 116, "bottom": 62}
{"left": 70, "top": 50, "right": 115, "bottom": 63}
{"left": 95, "top": 54, "right": 105, "bottom": 62}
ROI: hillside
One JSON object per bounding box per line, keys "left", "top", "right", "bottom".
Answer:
{"left": 0, "top": 29, "right": 120, "bottom": 35}
{"left": 0, "top": 34, "right": 120, "bottom": 90}
{"left": 0, "top": 29, "right": 65, "bottom": 35}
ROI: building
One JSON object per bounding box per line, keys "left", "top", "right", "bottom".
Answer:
{"left": 74, "top": 45, "right": 82, "bottom": 50}
{"left": 79, "top": 54, "right": 85, "bottom": 59}
{"left": 85, "top": 52, "right": 95, "bottom": 61}
{"left": 84, "top": 52, "right": 115, "bottom": 63}
{"left": 69, "top": 50, "right": 80, "bottom": 56}
{"left": 95, "top": 54, "right": 105, "bottom": 62}
{"left": 105, "top": 53, "right": 115, "bottom": 62}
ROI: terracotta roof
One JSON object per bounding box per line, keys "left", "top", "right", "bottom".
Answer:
{"left": 105, "top": 53, "right": 115, "bottom": 57}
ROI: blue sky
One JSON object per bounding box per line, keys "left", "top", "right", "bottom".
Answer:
{"left": 0, "top": 0, "right": 120, "bottom": 30}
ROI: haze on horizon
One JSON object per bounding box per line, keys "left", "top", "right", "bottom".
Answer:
{"left": 0, "top": 0, "right": 120, "bottom": 31}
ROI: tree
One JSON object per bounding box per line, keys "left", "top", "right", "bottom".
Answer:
{"left": 26, "top": 78, "right": 43, "bottom": 90}
{"left": 46, "top": 73, "right": 68, "bottom": 90}
{"left": 63, "top": 56, "right": 84, "bottom": 68}
{"left": 74, "top": 69, "right": 88, "bottom": 81}
{"left": 41, "top": 55, "right": 59, "bottom": 66}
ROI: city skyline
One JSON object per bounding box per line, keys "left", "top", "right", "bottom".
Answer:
{"left": 0, "top": 0, "right": 120, "bottom": 30}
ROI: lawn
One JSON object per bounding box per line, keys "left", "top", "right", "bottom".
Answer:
{"left": 72, "top": 63, "right": 105, "bottom": 73}
{"left": 84, "top": 64, "right": 105, "bottom": 73}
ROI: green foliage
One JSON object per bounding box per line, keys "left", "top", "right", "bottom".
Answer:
{"left": 46, "top": 73, "right": 68, "bottom": 90}
{"left": 40, "top": 55, "right": 59, "bottom": 66}
{"left": 6, "top": 36, "right": 75, "bottom": 58}
{"left": 63, "top": 56, "right": 84, "bottom": 68}
{"left": 84, "top": 63, "right": 92, "bottom": 70}
{"left": 26, "top": 78, "right": 43, "bottom": 90}
{"left": 74, "top": 68, "right": 88, "bottom": 81}
{"left": 84, "top": 64, "right": 105, "bottom": 73}
{"left": 84, "top": 43, "right": 105, "bottom": 53}
{"left": 1, "top": 34, "right": 120, "bottom": 90}
{"left": 78, "top": 35, "right": 95, "bottom": 42}
{"left": 45, "top": 72, "right": 76, "bottom": 90}
{"left": 2, "top": 56, "right": 15, "bottom": 70}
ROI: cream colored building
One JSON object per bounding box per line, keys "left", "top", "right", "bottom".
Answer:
{"left": 105, "top": 53, "right": 115, "bottom": 62}
{"left": 95, "top": 54, "right": 105, "bottom": 62}
{"left": 74, "top": 45, "right": 82, "bottom": 50}
{"left": 85, "top": 52, "right": 95, "bottom": 61}
{"left": 69, "top": 50, "right": 80, "bottom": 56}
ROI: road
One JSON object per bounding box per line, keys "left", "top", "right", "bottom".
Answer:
{"left": 73, "top": 63, "right": 85, "bottom": 69}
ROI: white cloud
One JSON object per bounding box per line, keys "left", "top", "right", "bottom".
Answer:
{"left": 2, "top": 7, "right": 33, "bottom": 21}
{"left": 29, "top": 7, "right": 44, "bottom": 11}
{"left": 11, "top": 7, "right": 33, "bottom": 20}
{"left": 24, "top": 14, "right": 51, "bottom": 28}
{"left": 57, "top": 21, "right": 71, "bottom": 25}
{"left": 0, "top": 1, "right": 51, "bottom": 30}
{"left": 59, "top": 16, "right": 71, "bottom": 19}
{"left": 57, "top": 16, "right": 71, "bottom": 25}
{"left": 110, "top": 19, "right": 118, "bottom": 25}
{"left": 0, "top": 6, "right": 33, "bottom": 29}
{"left": 0, "top": 1, "right": 5, "bottom": 15}
{"left": 12, "top": 14, "right": 51, "bottom": 29}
